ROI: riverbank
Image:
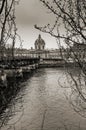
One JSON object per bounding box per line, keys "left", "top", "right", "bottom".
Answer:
{"left": 0, "top": 63, "right": 39, "bottom": 114}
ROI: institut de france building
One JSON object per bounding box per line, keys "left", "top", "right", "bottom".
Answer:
{"left": 15, "top": 34, "right": 62, "bottom": 59}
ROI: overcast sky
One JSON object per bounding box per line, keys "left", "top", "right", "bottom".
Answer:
{"left": 15, "top": 0, "right": 58, "bottom": 49}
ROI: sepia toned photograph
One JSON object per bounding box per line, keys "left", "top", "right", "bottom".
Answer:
{"left": 0, "top": 0, "right": 86, "bottom": 130}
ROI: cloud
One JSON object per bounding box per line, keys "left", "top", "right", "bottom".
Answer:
{"left": 16, "top": 0, "right": 55, "bottom": 25}
{"left": 15, "top": 0, "right": 58, "bottom": 49}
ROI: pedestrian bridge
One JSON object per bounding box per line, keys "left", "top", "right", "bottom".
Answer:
{"left": 0, "top": 56, "right": 65, "bottom": 68}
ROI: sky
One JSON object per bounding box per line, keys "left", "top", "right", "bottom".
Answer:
{"left": 15, "top": 0, "right": 58, "bottom": 49}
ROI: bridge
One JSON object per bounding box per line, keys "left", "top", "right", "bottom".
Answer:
{"left": 0, "top": 56, "right": 65, "bottom": 69}
{"left": 0, "top": 56, "right": 40, "bottom": 68}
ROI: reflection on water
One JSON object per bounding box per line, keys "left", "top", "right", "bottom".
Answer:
{"left": 0, "top": 68, "right": 86, "bottom": 130}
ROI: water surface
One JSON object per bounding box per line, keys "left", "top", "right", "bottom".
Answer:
{"left": 0, "top": 68, "right": 86, "bottom": 130}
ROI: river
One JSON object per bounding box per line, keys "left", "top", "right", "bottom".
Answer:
{"left": 0, "top": 68, "right": 86, "bottom": 130}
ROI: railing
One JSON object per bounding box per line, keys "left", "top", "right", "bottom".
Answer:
{"left": 0, "top": 55, "right": 39, "bottom": 61}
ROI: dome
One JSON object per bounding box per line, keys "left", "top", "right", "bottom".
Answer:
{"left": 34, "top": 34, "right": 45, "bottom": 50}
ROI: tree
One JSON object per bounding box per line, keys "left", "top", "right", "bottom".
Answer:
{"left": 0, "top": 0, "right": 20, "bottom": 127}
{"left": 35, "top": 0, "right": 86, "bottom": 117}
{"left": 0, "top": 0, "right": 20, "bottom": 59}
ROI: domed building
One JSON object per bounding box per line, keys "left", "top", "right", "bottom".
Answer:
{"left": 24, "top": 34, "right": 61, "bottom": 59}
{"left": 15, "top": 34, "right": 61, "bottom": 59}
{"left": 35, "top": 34, "right": 45, "bottom": 50}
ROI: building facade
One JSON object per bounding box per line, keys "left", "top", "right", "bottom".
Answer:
{"left": 28, "top": 34, "right": 62, "bottom": 59}
{"left": 14, "top": 34, "right": 66, "bottom": 60}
